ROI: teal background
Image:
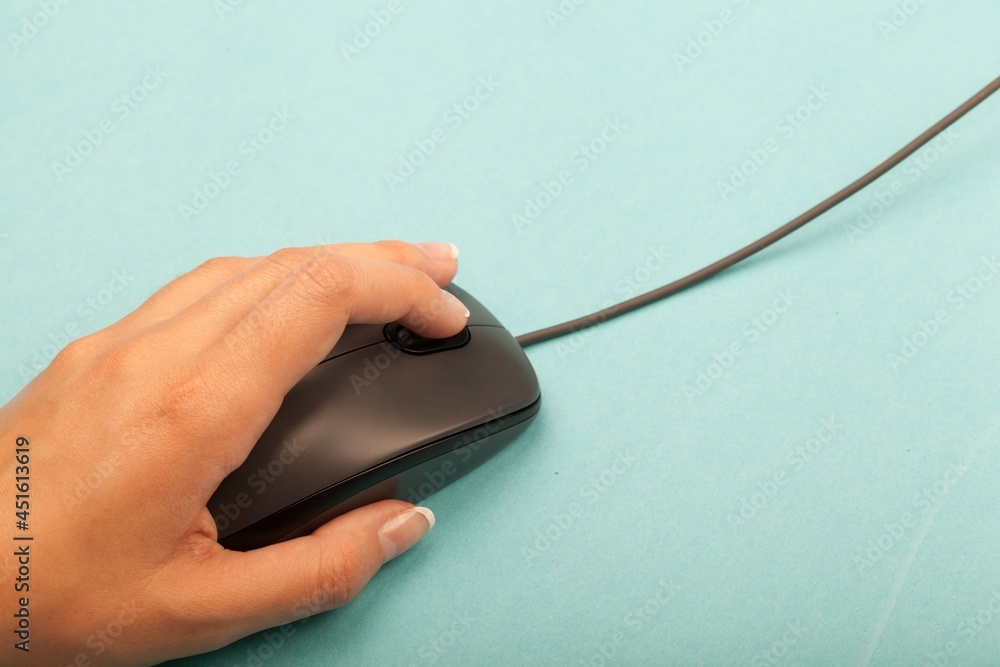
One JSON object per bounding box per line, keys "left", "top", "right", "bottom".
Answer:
{"left": 2, "top": 1, "right": 1000, "bottom": 665}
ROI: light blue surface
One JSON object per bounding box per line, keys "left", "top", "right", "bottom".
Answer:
{"left": 3, "top": 1, "right": 1000, "bottom": 664}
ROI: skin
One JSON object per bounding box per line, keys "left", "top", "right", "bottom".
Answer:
{"left": 0, "top": 240, "right": 469, "bottom": 665}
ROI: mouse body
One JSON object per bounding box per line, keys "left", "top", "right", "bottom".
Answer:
{"left": 210, "top": 284, "right": 541, "bottom": 551}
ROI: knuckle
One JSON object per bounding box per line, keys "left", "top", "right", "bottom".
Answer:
{"left": 196, "top": 256, "right": 246, "bottom": 277}
{"left": 296, "top": 254, "right": 355, "bottom": 305}
{"left": 314, "top": 543, "right": 367, "bottom": 609}
{"left": 410, "top": 270, "right": 446, "bottom": 313}
{"left": 49, "top": 334, "right": 102, "bottom": 371}
{"left": 153, "top": 366, "right": 217, "bottom": 428}
{"left": 95, "top": 336, "right": 155, "bottom": 377}
{"left": 374, "top": 239, "right": 418, "bottom": 266}
{"left": 264, "top": 247, "right": 308, "bottom": 274}
{"left": 410, "top": 265, "right": 439, "bottom": 292}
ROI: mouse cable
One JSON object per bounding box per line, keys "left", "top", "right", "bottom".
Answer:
{"left": 515, "top": 74, "right": 1000, "bottom": 348}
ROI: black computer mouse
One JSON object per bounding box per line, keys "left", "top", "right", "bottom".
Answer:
{"left": 209, "top": 284, "right": 541, "bottom": 551}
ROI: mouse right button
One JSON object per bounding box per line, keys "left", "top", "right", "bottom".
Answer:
{"left": 445, "top": 284, "right": 503, "bottom": 328}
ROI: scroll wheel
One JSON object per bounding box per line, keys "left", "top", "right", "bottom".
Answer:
{"left": 383, "top": 323, "right": 471, "bottom": 355}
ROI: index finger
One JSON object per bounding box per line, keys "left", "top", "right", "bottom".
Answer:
{"left": 201, "top": 251, "right": 470, "bottom": 431}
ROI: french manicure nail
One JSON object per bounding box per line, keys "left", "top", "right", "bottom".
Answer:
{"left": 418, "top": 242, "right": 460, "bottom": 261}
{"left": 379, "top": 507, "right": 435, "bottom": 562}
{"left": 441, "top": 289, "right": 471, "bottom": 319}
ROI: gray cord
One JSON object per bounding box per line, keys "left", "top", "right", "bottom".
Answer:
{"left": 516, "top": 75, "right": 1000, "bottom": 348}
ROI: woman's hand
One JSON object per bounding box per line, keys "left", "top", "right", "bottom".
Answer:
{"left": 0, "top": 240, "right": 467, "bottom": 666}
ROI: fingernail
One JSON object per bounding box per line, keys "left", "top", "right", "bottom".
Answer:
{"left": 418, "top": 242, "right": 460, "bottom": 261}
{"left": 441, "top": 289, "right": 471, "bottom": 319}
{"left": 379, "top": 507, "right": 435, "bottom": 562}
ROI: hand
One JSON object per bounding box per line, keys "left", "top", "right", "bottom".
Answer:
{"left": 0, "top": 241, "right": 468, "bottom": 666}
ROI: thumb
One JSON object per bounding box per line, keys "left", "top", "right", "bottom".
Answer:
{"left": 196, "top": 500, "right": 435, "bottom": 639}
